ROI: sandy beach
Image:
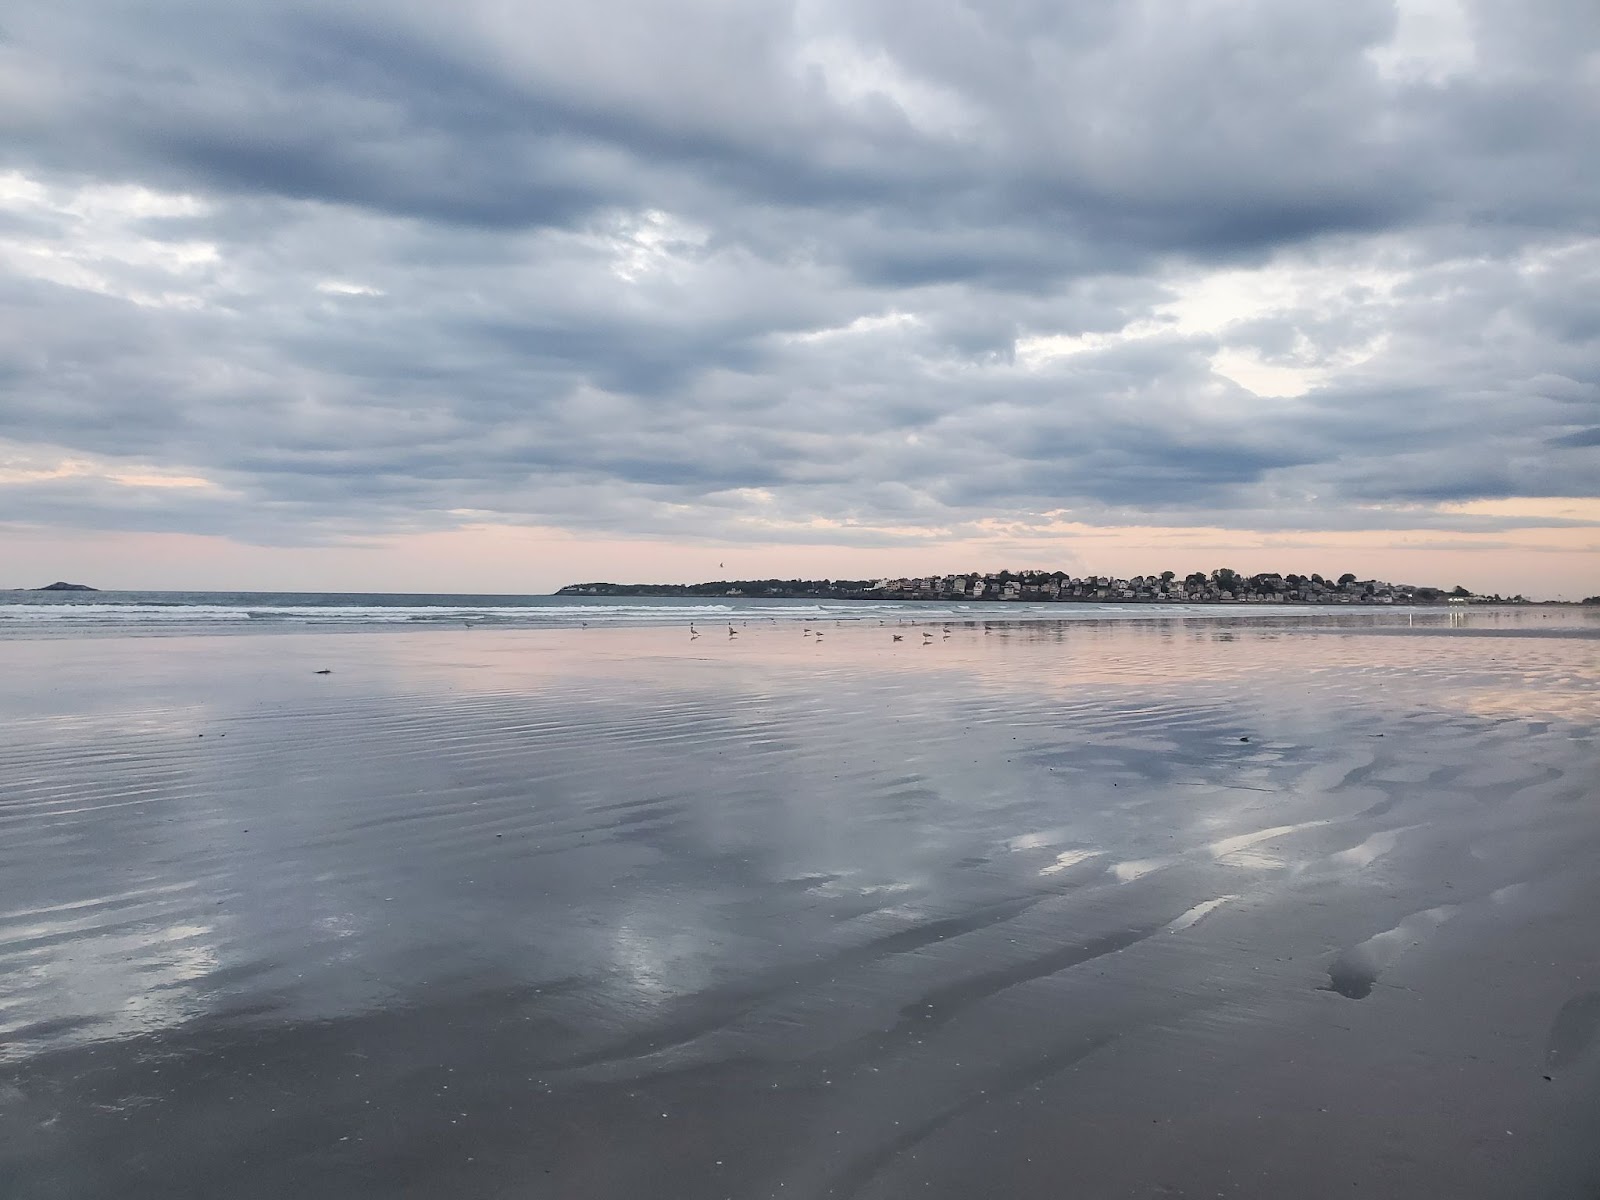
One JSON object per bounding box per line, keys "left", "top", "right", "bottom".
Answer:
{"left": 2, "top": 608, "right": 1598, "bottom": 1198}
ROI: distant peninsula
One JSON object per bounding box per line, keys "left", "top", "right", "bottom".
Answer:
{"left": 32, "top": 582, "right": 99, "bottom": 592}
{"left": 559, "top": 570, "right": 1527, "bottom": 606}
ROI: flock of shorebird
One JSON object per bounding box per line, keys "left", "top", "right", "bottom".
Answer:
{"left": 686, "top": 620, "right": 955, "bottom": 643}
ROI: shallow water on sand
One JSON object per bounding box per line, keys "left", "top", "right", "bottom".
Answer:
{"left": 2, "top": 609, "right": 1598, "bottom": 1198}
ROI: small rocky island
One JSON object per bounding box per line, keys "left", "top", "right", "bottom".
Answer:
{"left": 32, "top": 582, "right": 99, "bottom": 592}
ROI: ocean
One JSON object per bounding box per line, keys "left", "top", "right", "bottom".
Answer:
{"left": 0, "top": 588, "right": 1433, "bottom": 637}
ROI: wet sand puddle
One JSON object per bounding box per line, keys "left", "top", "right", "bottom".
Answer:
{"left": 0, "top": 609, "right": 1597, "bottom": 1198}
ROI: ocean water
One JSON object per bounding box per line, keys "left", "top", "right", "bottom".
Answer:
{"left": 0, "top": 589, "right": 1436, "bottom": 638}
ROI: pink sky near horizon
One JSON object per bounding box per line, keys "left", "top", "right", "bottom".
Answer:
{"left": 5, "top": 519, "right": 1597, "bottom": 600}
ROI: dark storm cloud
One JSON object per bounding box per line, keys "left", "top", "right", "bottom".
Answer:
{"left": 1550, "top": 428, "right": 1600, "bottom": 448}
{"left": 0, "top": 0, "right": 1597, "bottom": 547}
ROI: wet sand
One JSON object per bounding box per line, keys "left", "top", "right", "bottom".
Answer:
{"left": 2, "top": 609, "right": 1599, "bottom": 1198}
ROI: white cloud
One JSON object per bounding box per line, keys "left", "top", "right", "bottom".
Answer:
{"left": 597, "top": 208, "right": 709, "bottom": 284}
{"left": 791, "top": 33, "right": 977, "bottom": 136}
{"left": 788, "top": 310, "right": 923, "bottom": 343}
{"left": 1367, "top": 0, "right": 1477, "bottom": 85}
{"left": 0, "top": 441, "right": 223, "bottom": 491}
{"left": 315, "top": 280, "right": 385, "bottom": 297}
{"left": 0, "top": 170, "right": 219, "bottom": 308}
{"left": 1209, "top": 348, "right": 1324, "bottom": 398}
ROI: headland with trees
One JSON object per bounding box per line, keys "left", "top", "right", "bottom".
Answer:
{"left": 559, "top": 569, "right": 1529, "bottom": 605}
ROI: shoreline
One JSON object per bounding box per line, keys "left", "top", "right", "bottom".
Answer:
{"left": 1, "top": 595, "right": 1577, "bottom": 643}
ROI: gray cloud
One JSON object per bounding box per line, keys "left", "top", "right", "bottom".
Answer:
{"left": 0, "top": 0, "right": 1597, "bottom": 550}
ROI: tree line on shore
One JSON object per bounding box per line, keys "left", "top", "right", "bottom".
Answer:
{"left": 559, "top": 568, "right": 1527, "bottom": 605}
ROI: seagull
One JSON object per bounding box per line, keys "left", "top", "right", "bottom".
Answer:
{"left": 892, "top": 634, "right": 903, "bottom": 642}
{"left": 728, "top": 626, "right": 738, "bottom": 637}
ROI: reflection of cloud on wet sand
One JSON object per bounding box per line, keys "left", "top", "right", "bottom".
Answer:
{"left": 0, "top": 893, "right": 220, "bottom": 1057}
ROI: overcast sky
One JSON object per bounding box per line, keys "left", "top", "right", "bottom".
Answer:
{"left": 2, "top": 0, "right": 1597, "bottom": 595}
